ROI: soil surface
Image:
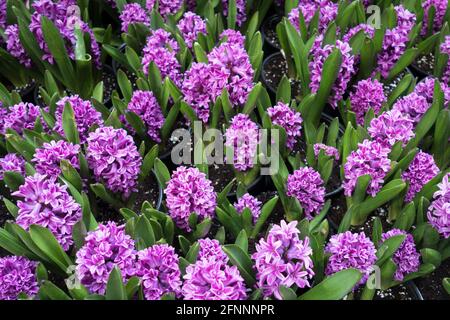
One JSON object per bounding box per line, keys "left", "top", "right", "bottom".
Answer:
{"left": 412, "top": 53, "right": 434, "bottom": 76}
{"left": 372, "top": 284, "right": 416, "bottom": 300}
{"left": 262, "top": 53, "right": 302, "bottom": 97}
{"left": 415, "top": 258, "right": 450, "bottom": 300}
{"left": 262, "top": 15, "right": 281, "bottom": 50}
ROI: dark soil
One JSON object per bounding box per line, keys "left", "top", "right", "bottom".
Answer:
{"left": 208, "top": 164, "right": 238, "bottom": 194}
{"left": 159, "top": 118, "right": 191, "bottom": 161}
{"left": 415, "top": 258, "right": 450, "bottom": 300}
{"left": 262, "top": 15, "right": 281, "bottom": 50}
{"left": 372, "top": 284, "right": 417, "bottom": 300}
{"left": 261, "top": 53, "right": 302, "bottom": 97}
{"left": 7, "top": 81, "right": 35, "bottom": 101}
{"left": 349, "top": 206, "right": 392, "bottom": 236}
{"left": 327, "top": 193, "right": 347, "bottom": 229}
{"left": 383, "top": 70, "right": 409, "bottom": 96}
{"left": 412, "top": 53, "right": 435, "bottom": 76}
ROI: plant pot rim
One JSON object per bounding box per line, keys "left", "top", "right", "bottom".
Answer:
{"left": 261, "top": 51, "right": 286, "bottom": 96}
{"left": 261, "top": 14, "right": 282, "bottom": 51}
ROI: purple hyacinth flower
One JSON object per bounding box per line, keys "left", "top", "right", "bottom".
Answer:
{"left": 32, "top": 140, "right": 80, "bottom": 178}
{"left": 349, "top": 79, "right": 387, "bottom": 125}
{"left": 0, "top": 154, "right": 25, "bottom": 180}
{"left": 0, "top": 256, "right": 39, "bottom": 300}
{"left": 234, "top": 193, "right": 262, "bottom": 224}
{"left": 427, "top": 174, "right": 450, "bottom": 238}
{"left": 267, "top": 102, "right": 303, "bottom": 150}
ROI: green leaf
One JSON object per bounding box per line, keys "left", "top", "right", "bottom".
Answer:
{"left": 135, "top": 215, "right": 155, "bottom": 248}
{"left": 235, "top": 229, "right": 248, "bottom": 253}
{"left": 62, "top": 101, "right": 80, "bottom": 144}
{"left": 251, "top": 196, "right": 279, "bottom": 238}
{"left": 106, "top": 267, "right": 127, "bottom": 300}
{"left": 222, "top": 244, "right": 256, "bottom": 286}
{"left": 279, "top": 286, "right": 298, "bottom": 300}
{"left": 39, "top": 281, "right": 72, "bottom": 300}
{"left": 3, "top": 171, "right": 24, "bottom": 191}
{"left": 153, "top": 158, "right": 171, "bottom": 189}
{"left": 376, "top": 235, "right": 406, "bottom": 266}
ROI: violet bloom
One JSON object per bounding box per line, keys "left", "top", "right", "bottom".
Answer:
{"left": 32, "top": 140, "right": 80, "bottom": 178}
{"left": 224, "top": 114, "right": 259, "bottom": 171}
{"left": 142, "top": 29, "right": 182, "bottom": 85}
{"left": 123, "top": 90, "right": 165, "bottom": 143}
{"left": 381, "top": 229, "right": 420, "bottom": 281}
{"left": 392, "top": 93, "right": 430, "bottom": 125}
{"left": 368, "top": 109, "right": 415, "bottom": 148}
{"left": 349, "top": 79, "right": 386, "bottom": 125}
{"left": 5, "top": 24, "right": 32, "bottom": 68}
{"left": 146, "top": 0, "right": 183, "bottom": 19}
{"left": 233, "top": 193, "right": 262, "bottom": 224}
{"left": 427, "top": 174, "right": 450, "bottom": 238}
{"left": 2, "top": 102, "right": 42, "bottom": 135}
{"left": 86, "top": 126, "right": 142, "bottom": 198}
{"left": 421, "top": 0, "right": 448, "bottom": 35}
{"left": 222, "top": 0, "right": 247, "bottom": 27}
{"left": 12, "top": 174, "right": 82, "bottom": 251}
{"left": 252, "top": 220, "right": 314, "bottom": 299}
{"left": 286, "top": 167, "right": 325, "bottom": 219}
{"left": 0, "top": 256, "right": 39, "bottom": 300}
{"left": 54, "top": 95, "right": 104, "bottom": 144}
{"left": 325, "top": 231, "right": 377, "bottom": 285}
{"left": 314, "top": 143, "right": 339, "bottom": 161}
{"left": 288, "top": 0, "right": 338, "bottom": 34}
{"left": 135, "top": 244, "right": 182, "bottom": 300}
{"left": 0, "top": 105, "right": 6, "bottom": 133}
{"left": 0, "top": 0, "right": 6, "bottom": 30}
{"left": 164, "top": 166, "right": 216, "bottom": 231}
{"left": 344, "top": 140, "right": 391, "bottom": 197}
{"left": 440, "top": 36, "right": 450, "bottom": 84}
{"left": 342, "top": 24, "right": 375, "bottom": 43}
{"left": 267, "top": 102, "right": 303, "bottom": 150}
{"left": 220, "top": 29, "right": 246, "bottom": 47}
{"left": 198, "top": 238, "right": 229, "bottom": 263}
{"left": 402, "top": 151, "right": 439, "bottom": 202}
{"left": 177, "top": 12, "right": 206, "bottom": 49}
{"left": 309, "top": 39, "right": 355, "bottom": 108}
{"left": 414, "top": 77, "right": 450, "bottom": 107}
{"left": 119, "top": 3, "right": 150, "bottom": 33}
{"left": 208, "top": 43, "right": 254, "bottom": 107}
{"left": 76, "top": 222, "right": 136, "bottom": 295}
{"left": 0, "top": 154, "right": 25, "bottom": 180}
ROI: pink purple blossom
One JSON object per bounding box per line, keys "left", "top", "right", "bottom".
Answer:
{"left": 0, "top": 0, "right": 6, "bottom": 30}
{"left": 86, "top": 126, "right": 142, "bottom": 198}
{"left": 0, "top": 256, "right": 39, "bottom": 300}
{"left": 314, "top": 143, "right": 339, "bottom": 160}
{"left": 75, "top": 222, "right": 136, "bottom": 295}
{"left": 177, "top": 12, "right": 206, "bottom": 49}
{"left": 252, "top": 220, "right": 314, "bottom": 299}
{"left": 288, "top": 0, "right": 338, "bottom": 34}
{"left": 5, "top": 24, "right": 32, "bottom": 68}
{"left": 119, "top": 3, "right": 150, "bottom": 33}
{"left": 124, "top": 90, "right": 165, "bottom": 143}
{"left": 286, "top": 167, "right": 325, "bottom": 219}
{"left": 368, "top": 109, "right": 415, "bottom": 148}
{"left": 267, "top": 102, "right": 303, "bottom": 150}
{"left": 54, "top": 95, "right": 104, "bottom": 144}
{"left": 32, "top": 140, "right": 80, "bottom": 178}
{"left": 325, "top": 231, "right": 377, "bottom": 285}
{"left": 381, "top": 229, "right": 420, "bottom": 281}
{"left": 349, "top": 79, "right": 386, "bottom": 125}
{"left": 234, "top": 193, "right": 262, "bottom": 224}
{"left": 427, "top": 174, "right": 450, "bottom": 238}
{"left": 222, "top": 0, "right": 247, "bottom": 27}
{"left": 12, "top": 173, "right": 82, "bottom": 251}
{"left": 309, "top": 39, "right": 355, "bottom": 108}
{"left": 220, "top": 29, "right": 246, "bottom": 47}
{"left": 2, "top": 102, "right": 42, "bottom": 135}
{"left": 224, "top": 114, "right": 259, "bottom": 171}
{"left": 402, "top": 151, "right": 439, "bottom": 202}
{"left": 198, "top": 238, "right": 229, "bottom": 263}
{"left": 414, "top": 77, "right": 450, "bottom": 107}
{"left": 146, "top": 0, "right": 183, "bottom": 19}
{"left": 421, "top": 0, "right": 448, "bottom": 35}
{"left": 164, "top": 166, "right": 217, "bottom": 231}
{"left": 440, "top": 36, "right": 450, "bottom": 84}
{"left": 0, "top": 154, "right": 25, "bottom": 180}
{"left": 135, "top": 244, "right": 182, "bottom": 300}
{"left": 344, "top": 140, "right": 391, "bottom": 197}
{"left": 342, "top": 24, "right": 375, "bottom": 43}
{"left": 392, "top": 93, "right": 430, "bottom": 125}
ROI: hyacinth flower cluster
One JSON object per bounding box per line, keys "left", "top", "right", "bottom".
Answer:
{"left": 86, "top": 126, "right": 142, "bottom": 198}
{"left": 1, "top": 102, "right": 42, "bottom": 135}
{"left": 177, "top": 12, "right": 207, "bottom": 49}
{"left": 349, "top": 79, "right": 387, "bottom": 125}
{"left": 29, "top": 0, "right": 101, "bottom": 67}
{"left": 5, "top": 24, "right": 32, "bottom": 68}
{"left": 427, "top": 174, "right": 450, "bottom": 238}
{"left": 32, "top": 140, "right": 80, "bottom": 178}
{"left": 146, "top": 0, "right": 183, "bottom": 19}
{"left": 220, "top": 29, "right": 246, "bottom": 47}
{"left": 182, "top": 238, "right": 247, "bottom": 300}
{"left": 0, "top": 154, "right": 25, "bottom": 180}
{"left": 267, "top": 102, "right": 303, "bottom": 150}
{"left": 288, "top": 0, "right": 338, "bottom": 34}
{"left": 135, "top": 244, "right": 182, "bottom": 300}
{"left": 375, "top": 5, "right": 416, "bottom": 79}
{"left": 0, "top": 256, "right": 39, "bottom": 300}
{"left": 325, "top": 231, "right": 377, "bottom": 285}
{"left": 122, "top": 90, "right": 165, "bottom": 143}
{"left": 421, "top": 0, "right": 449, "bottom": 35}
{"left": 76, "top": 222, "right": 136, "bottom": 294}
{"left": 54, "top": 95, "right": 104, "bottom": 143}
{"left": 392, "top": 93, "right": 430, "bottom": 125}
{"left": 414, "top": 77, "right": 450, "bottom": 107}
{"left": 0, "top": 0, "right": 5, "bottom": 30}
{"left": 344, "top": 140, "right": 391, "bottom": 197}
{"left": 309, "top": 39, "right": 355, "bottom": 108}
{"left": 233, "top": 193, "right": 262, "bottom": 224}
{"left": 164, "top": 166, "right": 217, "bottom": 231}
{"left": 142, "top": 29, "right": 182, "bottom": 85}
{"left": 367, "top": 109, "right": 415, "bottom": 148}
{"left": 12, "top": 174, "right": 82, "bottom": 251}
{"left": 286, "top": 167, "right": 325, "bottom": 219}
{"left": 222, "top": 0, "right": 247, "bottom": 27}
{"left": 440, "top": 36, "right": 450, "bottom": 84}
{"left": 381, "top": 229, "right": 420, "bottom": 281}
{"left": 224, "top": 114, "right": 260, "bottom": 171}
{"left": 313, "top": 143, "right": 339, "bottom": 161}
{"left": 119, "top": 3, "right": 150, "bottom": 33}
{"left": 252, "top": 220, "right": 314, "bottom": 299}
{"left": 401, "top": 151, "right": 439, "bottom": 202}
{"left": 342, "top": 24, "right": 375, "bottom": 44}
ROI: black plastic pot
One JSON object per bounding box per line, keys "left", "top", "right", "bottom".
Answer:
{"left": 261, "top": 15, "right": 282, "bottom": 55}
{"left": 409, "top": 62, "right": 430, "bottom": 81}
{"left": 15, "top": 82, "right": 36, "bottom": 103}
{"left": 261, "top": 52, "right": 295, "bottom": 101}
